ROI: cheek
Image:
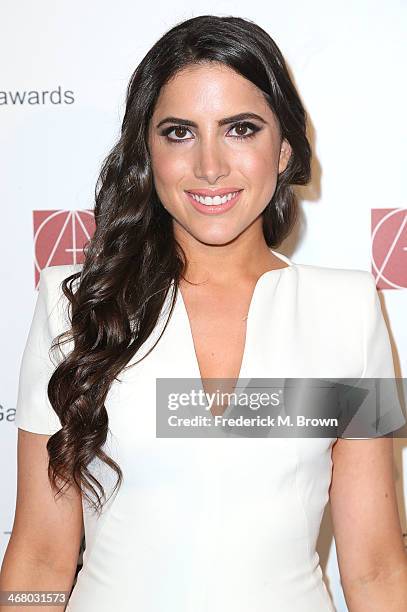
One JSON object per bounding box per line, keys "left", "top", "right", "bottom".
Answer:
{"left": 151, "top": 146, "right": 187, "bottom": 191}
{"left": 235, "top": 147, "right": 279, "bottom": 187}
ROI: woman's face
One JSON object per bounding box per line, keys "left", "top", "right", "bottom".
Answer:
{"left": 148, "top": 62, "right": 291, "bottom": 246}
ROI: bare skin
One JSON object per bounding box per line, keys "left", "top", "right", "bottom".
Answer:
{"left": 0, "top": 430, "right": 83, "bottom": 611}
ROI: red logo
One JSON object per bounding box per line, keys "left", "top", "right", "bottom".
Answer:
{"left": 371, "top": 208, "right": 407, "bottom": 290}
{"left": 33, "top": 210, "right": 95, "bottom": 287}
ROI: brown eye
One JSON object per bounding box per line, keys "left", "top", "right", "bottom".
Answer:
{"left": 227, "top": 121, "right": 261, "bottom": 140}
{"left": 173, "top": 126, "right": 188, "bottom": 139}
{"left": 235, "top": 124, "right": 249, "bottom": 136}
{"left": 160, "top": 124, "right": 193, "bottom": 143}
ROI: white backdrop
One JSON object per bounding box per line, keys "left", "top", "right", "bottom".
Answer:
{"left": 1, "top": 1, "right": 406, "bottom": 610}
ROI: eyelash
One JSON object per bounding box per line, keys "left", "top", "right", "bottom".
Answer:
{"left": 160, "top": 121, "right": 261, "bottom": 144}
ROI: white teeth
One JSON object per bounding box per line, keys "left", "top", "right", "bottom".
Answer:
{"left": 189, "top": 191, "right": 239, "bottom": 206}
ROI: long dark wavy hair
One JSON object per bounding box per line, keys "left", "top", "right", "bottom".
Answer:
{"left": 46, "top": 14, "right": 311, "bottom": 515}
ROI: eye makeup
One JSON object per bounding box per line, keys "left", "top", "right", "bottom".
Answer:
{"left": 159, "top": 121, "right": 263, "bottom": 144}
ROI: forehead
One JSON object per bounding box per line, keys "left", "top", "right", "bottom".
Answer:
{"left": 152, "top": 62, "right": 271, "bottom": 118}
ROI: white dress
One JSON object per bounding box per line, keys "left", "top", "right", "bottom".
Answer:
{"left": 14, "top": 249, "right": 406, "bottom": 612}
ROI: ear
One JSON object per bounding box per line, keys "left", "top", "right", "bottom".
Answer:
{"left": 278, "top": 139, "right": 292, "bottom": 174}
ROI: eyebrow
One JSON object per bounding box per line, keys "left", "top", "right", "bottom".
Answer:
{"left": 155, "top": 112, "right": 267, "bottom": 129}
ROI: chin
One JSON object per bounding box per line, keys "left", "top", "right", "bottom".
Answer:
{"left": 191, "top": 230, "right": 242, "bottom": 247}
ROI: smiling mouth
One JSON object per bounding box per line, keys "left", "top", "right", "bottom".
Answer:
{"left": 185, "top": 190, "right": 243, "bottom": 206}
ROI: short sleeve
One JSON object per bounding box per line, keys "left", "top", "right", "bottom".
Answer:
{"left": 341, "top": 272, "right": 406, "bottom": 438}
{"left": 14, "top": 265, "right": 78, "bottom": 435}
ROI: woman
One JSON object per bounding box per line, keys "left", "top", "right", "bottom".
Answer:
{"left": 2, "top": 14, "right": 406, "bottom": 612}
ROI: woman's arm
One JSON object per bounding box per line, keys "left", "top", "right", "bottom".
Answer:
{"left": 329, "top": 436, "right": 407, "bottom": 611}
{"left": 0, "top": 429, "right": 83, "bottom": 611}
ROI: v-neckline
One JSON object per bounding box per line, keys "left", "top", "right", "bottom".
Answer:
{"left": 175, "top": 249, "right": 293, "bottom": 417}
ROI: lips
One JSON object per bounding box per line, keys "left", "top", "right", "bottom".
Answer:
{"left": 185, "top": 188, "right": 243, "bottom": 207}
{"left": 184, "top": 189, "right": 243, "bottom": 214}
{"left": 185, "top": 188, "right": 243, "bottom": 197}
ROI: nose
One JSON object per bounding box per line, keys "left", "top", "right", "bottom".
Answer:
{"left": 193, "top": 137, "right": 230, "bottom": 184}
